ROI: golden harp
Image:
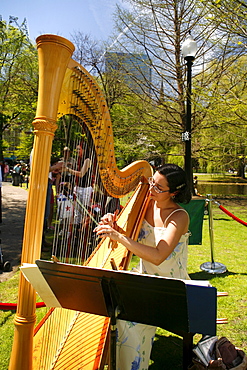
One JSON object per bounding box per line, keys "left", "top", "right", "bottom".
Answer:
{"left": 9, "top": 34, "right": 152, "bottom": 369}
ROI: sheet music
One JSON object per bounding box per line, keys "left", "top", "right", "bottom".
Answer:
{"left": 20, "top": 263, "right": 61, "bottom": 308}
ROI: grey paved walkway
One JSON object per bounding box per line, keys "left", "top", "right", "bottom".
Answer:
{"left": 0, "top": 182, "right": 28, "bottom": 281}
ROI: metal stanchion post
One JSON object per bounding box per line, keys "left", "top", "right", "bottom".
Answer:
{"left": 200, "top": 194, "right": 227, "bottom": 274}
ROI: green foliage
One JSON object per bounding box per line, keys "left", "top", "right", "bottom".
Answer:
{"left": 110, "top": 91, "right": 182, "bottom": 167}
{"left": 15, "top": 131, "right": 34, "bottom": 161}
{"left": 0, "top": 18, "right": 38, "bottom": 161}
{"left": 101, "top": 0, "right": 247, "bottom": 174}
{"left": 192, "top": 54, "right": 247, "bottom": 174}
{"left": 199, "top": 0, "right": 247, "bottom": 51}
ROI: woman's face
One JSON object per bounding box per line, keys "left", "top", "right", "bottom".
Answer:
{"left": 76, "top": 146, "right": 83, "bottom": 156}
{"left": 149, "top": 172, "right": 170, "bottom": 199}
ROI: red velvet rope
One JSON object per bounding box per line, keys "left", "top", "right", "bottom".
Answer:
{"left": 219, "top": 205, "right": 247, "bottom": 227}
{"left": 0, "top": 302, "right": 45, "bottom": 311}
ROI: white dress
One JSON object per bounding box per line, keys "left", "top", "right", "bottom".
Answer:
{"left": 116, "top": 209, "right": 190, "bottom": 370}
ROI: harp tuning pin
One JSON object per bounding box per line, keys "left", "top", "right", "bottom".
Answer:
{"left": 51, "top": 255, "right": 60, "bottom": 263}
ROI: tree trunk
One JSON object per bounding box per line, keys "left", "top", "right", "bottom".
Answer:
{"left": 237, "top": 158, "right": 246, "bottom": 179}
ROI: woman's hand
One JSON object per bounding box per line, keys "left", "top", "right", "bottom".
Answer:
{"left": 94, "top": 224, "right": 120, "bottom": 241}
{"left": 99, "top": 213, "right": 115, "bottom": 227}
{"left": 61, "top": 163, "right": 68, "bottom": 172}
{"left": 94, "top": 210, "right": 120, "bottom": 241}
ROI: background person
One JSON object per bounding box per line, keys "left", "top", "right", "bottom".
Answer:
{"left": 4, "top": 162, "right": 9, "bottom": 182}
{"left": 193, "top": 175, "right": 198, "bottom": 195}
{"left": 63, "top": 142, "right": 92, "bottom": 224}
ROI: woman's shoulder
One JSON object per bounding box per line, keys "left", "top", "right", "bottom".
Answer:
{"left": 169, "top": 207, "right": 188, "bottom": 217}
{"left": 164, "top": 207, "right": 189, "bottom": 230}
{"left": 166, "top": 207, "right": 189, "bottom": 220}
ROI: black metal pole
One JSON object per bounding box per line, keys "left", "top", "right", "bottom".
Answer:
{"left": 0, "top": 187, "right": 2, "bottom": 223}
{"left": 184, "top": 56, "right": 194, "bottom": 195}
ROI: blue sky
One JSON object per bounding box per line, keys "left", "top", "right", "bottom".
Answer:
{"left": 1, "top": 0, "right": 121, "bottom": 43}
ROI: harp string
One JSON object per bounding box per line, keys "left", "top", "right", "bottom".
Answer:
{"left": 41, "top": 110, "right": 133, "bottom": 370}
{"left": 52, "top": 118, "right": 98, "bottom": 264}
{"left": 38, "top": 88, "right": 128, "bottom": 368}
{"left": 36, "top": 308, "right": 79, "bottom": 369}
{"left": 38, "top": 49, "right": 150, "bottom": 369}
{"left": 38, "top": 113, "right": 104, "bottom": 368}
{"left": 51, "top": 72, "right": 125, "bottom": 267}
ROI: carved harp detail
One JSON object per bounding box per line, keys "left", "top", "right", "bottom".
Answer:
{"left": 9, "top": 34, "right": 153, "bottom": 370}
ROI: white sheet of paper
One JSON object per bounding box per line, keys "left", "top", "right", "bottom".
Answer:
{"left": 20, "top": 263, "right": 61, "bottom": 308}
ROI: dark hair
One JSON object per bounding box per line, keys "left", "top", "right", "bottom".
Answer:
{"left": 157, "top": 163, "right": 191, "bottom": 204}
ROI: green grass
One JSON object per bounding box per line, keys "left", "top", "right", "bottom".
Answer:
{"left": 149, "top": 198, "right": 247, "bottom": 369}
{"left": 1, "top": 197, "right": 247, "bottom": 369}
{"left": 195, "top": 172, "right": 247, "bottom": 183}
{"left": 0, "top": 272, "right": 48, "bottom": 370}
{"left": 0, "top": 273, "right": 19, "bottom": 369}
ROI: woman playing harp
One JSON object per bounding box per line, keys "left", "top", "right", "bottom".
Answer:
{"left": 95, "top": 163, "right": 191, "bottom": 369}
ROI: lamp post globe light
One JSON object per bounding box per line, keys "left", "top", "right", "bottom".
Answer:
{"left": 181, "top": 34, "right": 197, "bottom": 195}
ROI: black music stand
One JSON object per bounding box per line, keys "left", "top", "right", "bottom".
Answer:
{"left": 35, "top": 260, "right": 217, "bottom": 370}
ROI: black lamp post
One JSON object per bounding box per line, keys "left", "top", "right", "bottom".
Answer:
{"left": 182, "top": 34, "right": 197, "bottom": 194}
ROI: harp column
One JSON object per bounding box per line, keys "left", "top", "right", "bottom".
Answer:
{"left": 9, "top": 35, "right": 75, "bottom": 370}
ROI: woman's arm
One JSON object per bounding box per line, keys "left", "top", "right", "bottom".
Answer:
{"left": 65, "top": 158, "right": 91, "bottom": 178}
{"left": 94, "top": 211, "right": 189, "bottom": 266}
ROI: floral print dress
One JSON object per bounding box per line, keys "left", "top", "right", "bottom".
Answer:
{"left": 116, "top": 209, "right": 190, "bottom": 370}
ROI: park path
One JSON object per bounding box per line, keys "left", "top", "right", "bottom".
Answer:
{"left": 0, "top": 182, "right": 28, "bottom": 282}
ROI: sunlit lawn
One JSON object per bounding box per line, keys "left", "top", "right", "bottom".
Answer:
{"left": 1, "top": 195, "right": 247, "bottom": 369}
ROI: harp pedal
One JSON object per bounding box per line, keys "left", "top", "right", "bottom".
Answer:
{"left": 110, "top": 258, "right": 118, "bottom": 270}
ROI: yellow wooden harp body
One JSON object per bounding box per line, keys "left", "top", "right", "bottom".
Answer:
{"left": 9, "top": 34, "right": 152, "bottom": 369}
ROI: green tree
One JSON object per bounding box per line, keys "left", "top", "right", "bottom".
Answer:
{"left": 195, "top": 0, "right": 247, "bottom": 177}
{"left": 67, "top": 1, "right": 247, "bottom": 175}
{"left": 105, "top": 0, "right": 246, "bottom": 173}
{"left": 200, "top": 0, "right": 247, "bottom": 50}
{"left": 193, "top": 55, "right": 247, "bottom": 175}
{"left": 0, "top": 17, "right": 38, "bottom": 162}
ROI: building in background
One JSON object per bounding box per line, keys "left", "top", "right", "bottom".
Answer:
{"left": 105, "top": 52, "right": 152, "bottom": 94}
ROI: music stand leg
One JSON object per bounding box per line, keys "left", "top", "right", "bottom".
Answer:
{"left": 182, "top": 333, "right": 194, "bottom": 370}
{"left": 101, "top": 275, "right": 120, "bottom": 370}
{"left": 109, "top": 314, "right": 117, "bottom": 370}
